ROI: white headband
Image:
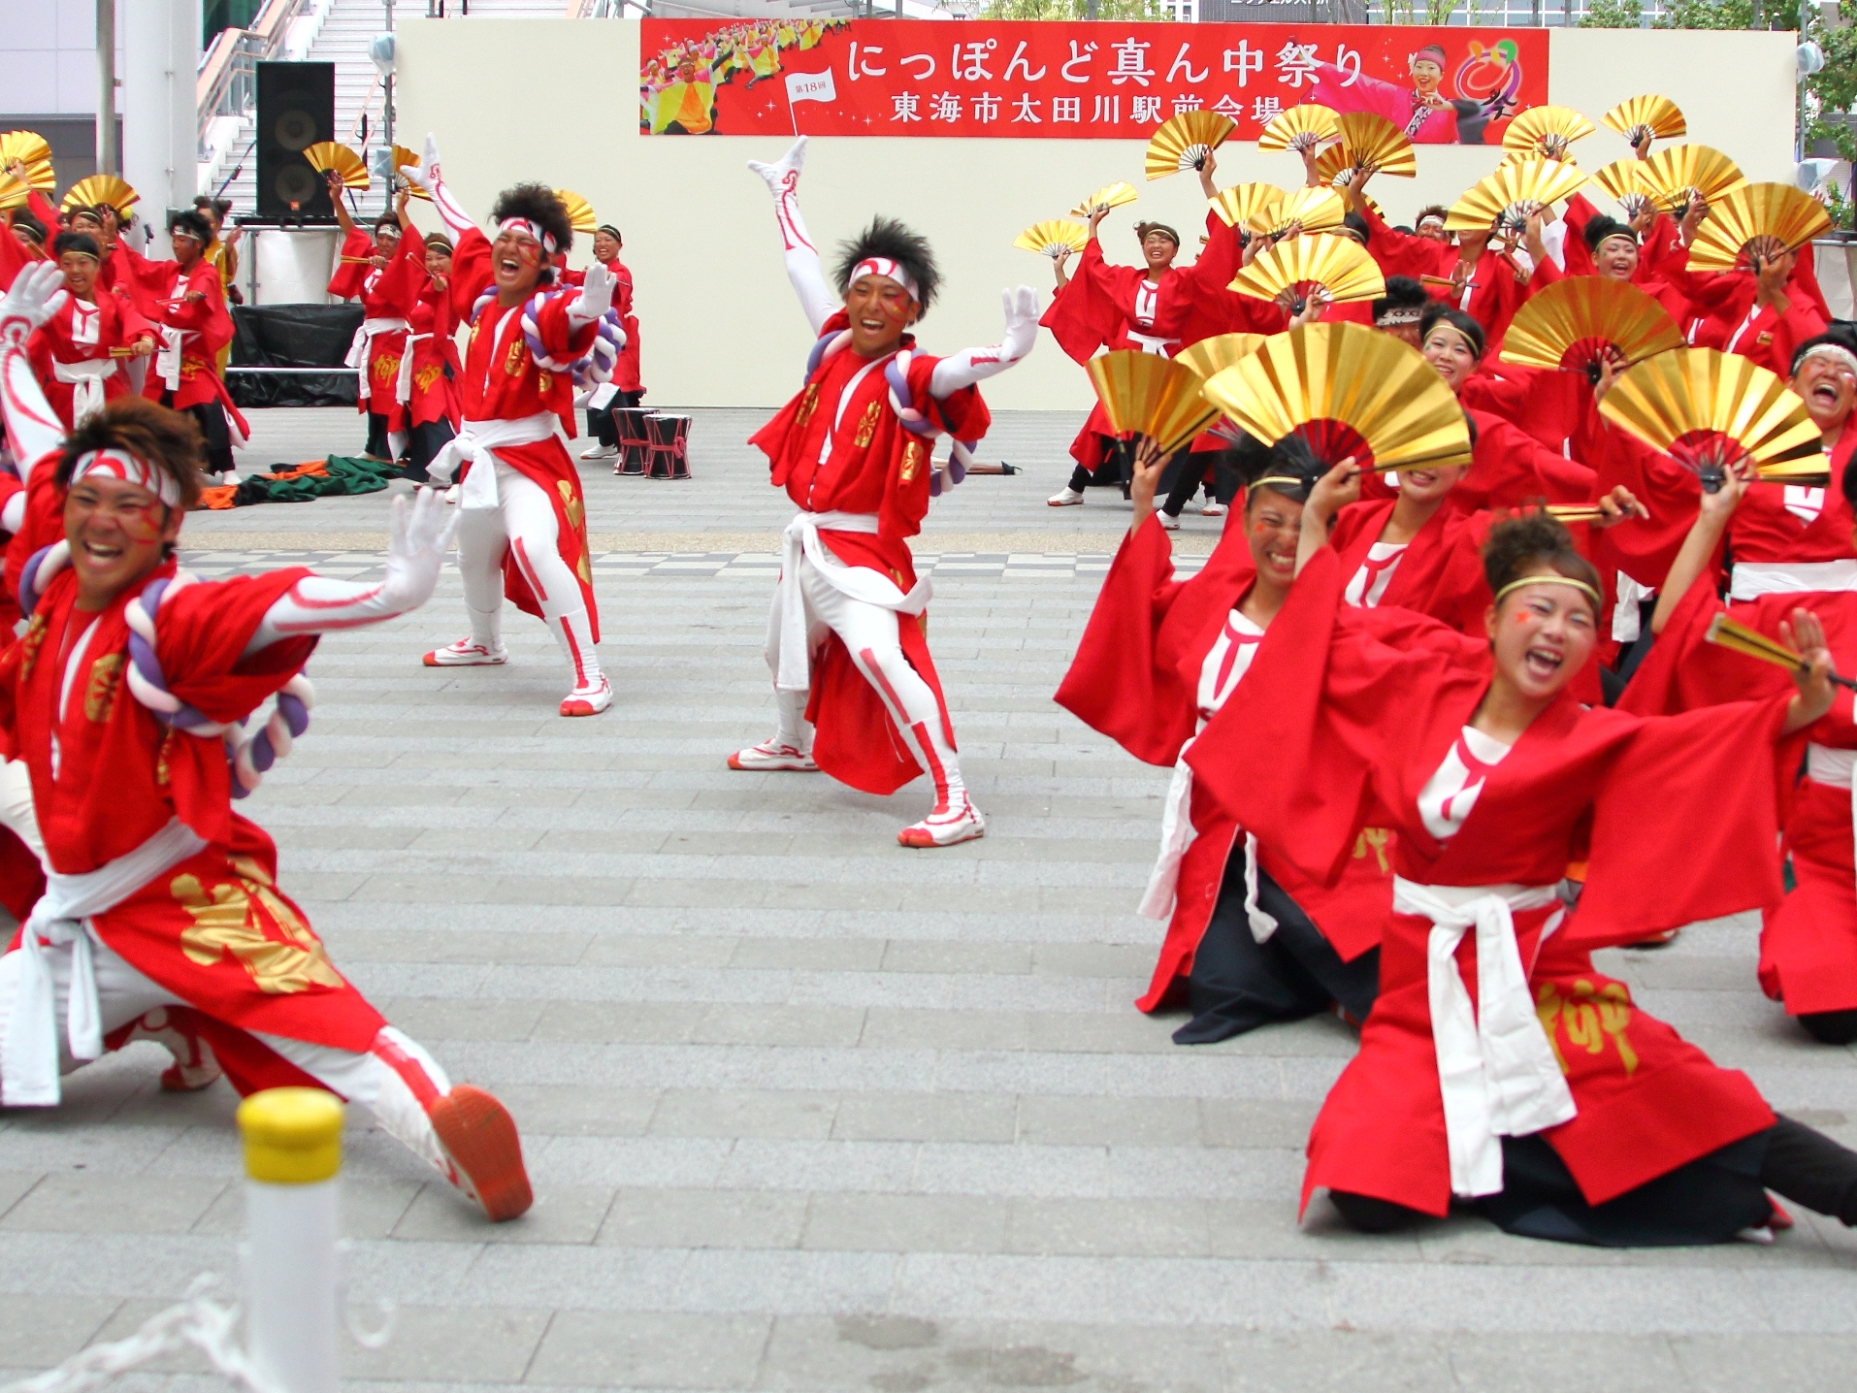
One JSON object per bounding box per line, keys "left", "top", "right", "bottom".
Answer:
{"left": 849, "top": 257, "right": 920, "bottom": 301}
{"left": 1376, "top": 307, "right": 1425, "bottom": 326}
{"left": 496, "top": 217, "right": 558, "bottom": 256}
{"left": 1799, "top": 343, "right": 1857, "bottom": 378}
{"left": 70, "top": 447, "right": 181, "bottom": 509}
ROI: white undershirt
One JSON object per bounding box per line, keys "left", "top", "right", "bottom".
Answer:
{"left": 1417, "top": 726, "right": 1512, "bottom": 842}
{"left": 1196, "top": 609, "right": 1265, "bottom": 721}
{"left": 1344, "top": 541, "right": 1408, "bottom": 609}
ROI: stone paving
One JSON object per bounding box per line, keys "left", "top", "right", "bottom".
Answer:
{"left": 0, "top": 408, "right": 1854, "bottom": 1392}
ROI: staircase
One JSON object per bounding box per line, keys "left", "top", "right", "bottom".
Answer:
{"left": 205, "top": 0, "right": 577, "bottom": 224}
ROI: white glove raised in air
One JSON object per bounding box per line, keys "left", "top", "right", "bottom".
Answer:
{"left": 747, "top": 136, "right": 807, "bottom": 196}
{"left": 572, "top": 262, "right": 616, "bottom": 322}
{"left": 0, "top": 262, "right": 68, "bottom": 349}
{"left": 380, "top": 487, "right": 462, "bottom": 614}
{"left": 999, "top": 285, "right": 1042, "bottom": 366}
{"left": 398, "top": 132, "right": 443, "bottom": 196}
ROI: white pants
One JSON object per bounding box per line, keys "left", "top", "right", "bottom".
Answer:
{"left": 763, "top": 551, "right": 965, "bottom": 808}
{"left": 456, "top": 460, "right": 602, "bottom": 689}
{"left": 0, "top": 938, "right": 456, "bottom": 1181}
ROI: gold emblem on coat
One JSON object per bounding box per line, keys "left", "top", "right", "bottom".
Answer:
{"left": 18, "top": 612, "right": 47, "bottom": 680}
{"left": 853, "top": 400, "right": 882, "bottom": 449}
{"left": 557, "top": 481, "right": 593, "bottom": 584}
{"left": 1537, "top": 978, "right": 1639, "bottom": 1076}
{"left": 372, "top": 354, "right": 401, "bottom": 386}
{"left": 537, "top": 371, "right": 552, "bottom": 394}
{"left": 84, "top": 653, "right": 124, "bottom": 723}
{"left": 415, "top": 363, "right": 444, "bottom": 393}
{"left": 899, "top": 438, "right": 926, "bottom": 484}
{"left": 173, "top": 855, "right": 345, "bottom": 995}
{"left": 1351, "top": 827, "right": 1392, "bottom": 875}
{"left": 793, "top": 382, "right": 820, "bottom": 432}
{"left": 504, "top": 336, "right": 527, "bottom": 377}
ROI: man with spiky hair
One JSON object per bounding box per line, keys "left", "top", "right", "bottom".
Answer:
{"left": 399, "top": 137, "right": 622, "bottom": 717}
{"left": 730, "top": 137, "right": 1039, "bottom": 848}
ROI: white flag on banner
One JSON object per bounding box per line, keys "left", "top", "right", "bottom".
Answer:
{"left": 786, "top": 69, "right": 837, "bottom": 105}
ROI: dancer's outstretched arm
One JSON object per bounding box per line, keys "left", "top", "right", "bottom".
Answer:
{"left": 242, "top": 489, "right": 460, "bottom": 653}
{"left": 0, "top": 263, "right": 70, "bottom": 475}
{"left": 397, "top": 134, "right": 476, "bottom": 241}
{"left": 748, "top": 137, "right": 834, "bottom": 335}
{"left": 928, "top": 287, "right": 1040, "bottom": 398}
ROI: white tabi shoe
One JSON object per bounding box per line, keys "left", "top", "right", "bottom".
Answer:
{"left": 1047, "top": 487, "right": 1085, "bottom": 507}
{"left": 560, "top": 675, "right": 613, "bottom": 717}
{"left": 728, "top": 740, "right": 818, "bottom": 772}
{"left": 898, "top": 794, "right": 987, "bottom": 849}
{"left": 581, "top": 442, "right": 618, "bottom": 461}
{"left": 1201, "top": 501, "right": 1228, "bottom": 517}
{"left": 423, "top": 638, "right": 509, "bottom": 667}
{"left": 1156, "top": 511, "right": 1181, "bottom": 531}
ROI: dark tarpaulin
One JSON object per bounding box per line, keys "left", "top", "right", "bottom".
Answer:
{"left": 227, "top": 304, "right": 363, "bottom": 409}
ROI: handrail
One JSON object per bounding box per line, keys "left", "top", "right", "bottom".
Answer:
{"left": 197, "top": 0, "right": 317, "bottom": 143}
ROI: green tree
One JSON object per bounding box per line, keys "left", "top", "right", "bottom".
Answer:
{"left": 1579, "top": 0, "right": 1643, "bottom": 26}
{"left": 1804, "top": 1, "right": 1857, "bottom": 165}
{"left": 981, "top": 0, "right": 1172, "bottom": 18}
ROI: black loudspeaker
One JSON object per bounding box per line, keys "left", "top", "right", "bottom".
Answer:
{"left": 255, "top": 61, "right": 336, "bottom": 222}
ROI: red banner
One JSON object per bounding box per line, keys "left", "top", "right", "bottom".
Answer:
{"left": 640, "top": 20, "right": 1550, "bottom": 145}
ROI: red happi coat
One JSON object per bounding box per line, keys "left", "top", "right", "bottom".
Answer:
{"left": 750, "top": 312, "right": 988, "bottom": 795}
{"left": 1622, "top": 578, "right": 1857, "bottom": 1019}
{"left": 1356, "top": 201, "right": 1452, "bottom": 285}
{"left": 1329, "top": 499, "right": 1491, "bottom": 633}
{"left": 406, "top": 272, "right": 462, "bottom": 431}
{"left": 112, "top": 246, "right": 237, "bottom": 416}
{"left": 449, "top": 231, "right": 603, "bottom": 635}
{"left": 1190, "top": 548, "right": 1792, "bottom": 1217}
{"left": 609, "top": 258, "right": 643, "bottom": 396}
{"left": 1358, "top": 406, "right": 1595, "bottom": 515}
{"left": 1649, "top": 241, "right": 1830, "bottom": 377}
{"left": 0, "top": 561, "right": 383, "bottom": 1051}
{"left": 27, "top": 291, "right": 156, "bottom": 429}
{"left": 329, "top": 229, "right": 424, "bottom": 428}
{"left": 1055, "top": 516, "right": 1394, "bottom": 1010}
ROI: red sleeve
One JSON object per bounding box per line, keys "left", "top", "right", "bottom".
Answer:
{"left": 107, "top": 240, "right": 170, "bottom": 320}
{"left": 24, "top": 189, "right": 60, "bottom": 236}
{"left": 449, "top": 228, "right": 493, "bottom": 324}
{"left": 327, "top": 228, "right": 374, "bottom": 301}
{"left": 1790, "top": 244, "right": 1832, "bottom": 323}
{"left": 1584, "top": 423, "right": 1702, "bottom": 591}
{"left": 114, "top": 291, "right": 156, "bottom": 347}
{"left": 1559, "top": 195, "right": 1598, "bottom": 279}
{"left": 1616, "top": 574, "right": 1781, "bottom": 718}
{"left": 1039, "top": 240, "right": 1119, "bottom": 365}
{"left": 1461, "top": 414, "right": 1594, "bottom": 510}
{"left": 530, "top": 287, "right": 600, "bottom": 362}
{"left": 374, "top": 227, "right": 426, "bottom": 315}
{"left": 0, "top": 216, "right": 27, "bottom": 291}
{"left": 158, "top": 570, "right": 320, "bottom": 725}
{"left": 1359, "top": 200, "right": 1447, "bottom": 282}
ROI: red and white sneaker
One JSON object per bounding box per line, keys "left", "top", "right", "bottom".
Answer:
{"left": 423, "top": 638, "right": 508, "bottom": 667}
{"left": 728, "top": 740, "right": 818, "bottom": 772}
{"left": 898, "top": 795, "right": 987, "bottom": 848}
{"left": 560, "top": 675, "right": 612, "bottom": 717}
{"left": 428, "top": 1085, "right": 533, "bottom": 1223}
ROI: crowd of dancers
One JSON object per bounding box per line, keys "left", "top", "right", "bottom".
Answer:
{"left": 3, "top": 90, "right": 1857, "bottom": 1249}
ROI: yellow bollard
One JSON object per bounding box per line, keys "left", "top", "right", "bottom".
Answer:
{"left": 237, "top": 1088, "right": 344, "bottom": 1393}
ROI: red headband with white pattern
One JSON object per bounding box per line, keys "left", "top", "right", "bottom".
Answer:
{"left": 496, "top": 218, "right": 558, "bottom": 256}
{"left": 70, "top": 447, "right": 181, "bottom": 508}
{"left": 849, "top": 257, "right": 919, "bottom": 301}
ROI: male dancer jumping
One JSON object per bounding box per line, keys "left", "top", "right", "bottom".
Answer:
{"left": 0, "top": 262, "right": 531, "bottom": 1222}
{"left": 729, "top": 138, "right": 1039, "bottom": 847}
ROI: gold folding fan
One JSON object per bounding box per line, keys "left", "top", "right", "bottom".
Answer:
{"left": 1684, "top": 182, "right": 1832, "bottom": 273}
{"left": 1334, "top": 112, "right": 1417, "bottom": 178}
{"left": 1313, "top": 144, "right": 1351, "bottom": 188}
{"left": 554, "top": 189, "right": 598, "bottom": 235}
{"left": 1230, "top": 236, "right": 1386, "bottom": 309}
{"left": 1590, "top": 159, "right": 1656, "bottom": 219}
{"left": 1702, "top": 613, "right": 1857, "bottom": 690}
{"left": 1249, "top": 185, "right": 1347, "bottom": 238}
{"left": 60, "top": 174, "right": 138, "bottom": 218}
{"left": 1598, "top": 348, "right": 1827, "bottom": 489}
{"left": 1259, "top": 105, "right": 1339, "bottom": 155}
{"left": 1502, "top": 105, "right": 1597, "bottom": 162}
{"left": 1445, "top": 157, "right": 1587, "bottom": 234}
{"left": 1085, "top": 350, "right": 1220, "bottom": 456}
{"left": 1145, "top": 110, "right": 1236, "bottom": 180}
{"left": 1200, "top": 323, "right": 1473, "bottom": 473}
{"left": 1500, "top": 278, "right": 1684, "bottom": 377}
{"left": 1013, "top": 219, "right": 1089, "bottom": 258}
{"left": 391, "top": 144, "right": 429, "bottom": 201}
{"left": 1209, "top": 184, "right": 1284, "bottom": 230}
{"left": 1636, "top": 144, "right": 1745, "bottom": 214}
{"left": 0, "top": 175, "right": 28, "bottom": 213}
{"left": 1071, "top": 182, "right": 1138, "bottom": 218}
{"left": 1545, "top": 504, "right": 1610, "bottom": 525}
{"left": 1175, "top": 333, "right": 1267, "bottom": 382}
{"left": 1602, "top": 95, "right": 1686, "bottom": 147}
{"left": 0, "top": 132, "right": 54, "bottom": 192}
{"left": 303, "top": 141, "right": 369, "bottom": 191}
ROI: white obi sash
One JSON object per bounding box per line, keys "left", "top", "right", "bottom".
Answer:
{"left": 774, "top": 511, "right": 930, "bottom": 693}
{"left": 428, "top": 412, "right": 561, "bottom": 510}
{"left": 1730, "top": 560, "right": 1857, "bottom": 601}
{"left": 153, "top": 326, "right": 186, "bottom": 392}
{"left": 345, "top": 316, "right": 411, "bottom": 398}
{"left": 396, "top": 332, "right": 431, "bottom": 406}
{"left": 52, "top": 358, "right": 117, "bottom": 424}
{"left": 1, "top": 817, "right": 207, "bottom": 1106}
{"left": 1391, "top": 876, "right": 1575, "bottom": 1198}
{"left": 1138, "top": 743, "right": 1278, "bottom": 944}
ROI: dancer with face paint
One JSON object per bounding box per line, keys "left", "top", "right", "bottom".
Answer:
{"left": 398, "top": 136, "right": 622, "bottom": 718}
{"left": 0, "top": 264, "right": 533, "bottom": 1222}
{"left": 29, "top": 231, "right": 156, "bottom": 430}
{"left": 732, "top": 138, "right": 1040, "bottom": 847}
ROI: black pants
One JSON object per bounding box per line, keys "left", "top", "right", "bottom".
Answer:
{"left": 401, "top": 418, "right": 456, "bottom": 483}
{"left": 587, "top": 390, "right": 643, "bottom": 448}
{"left": 1067, "top": 436, "right": 1138, "bottom": 496}
{"left": 1800, "top": 1008, "right": 1857, "bottom": 1045}
{"left": 163, "top": 395, "right": 235, "bottom": 476}
{"left": 363, "top": 409, "right": 396, "bottom": 462}
{"left": 1331, "top": 1115, "right": 1857, "bottom": 1246}
{"left": 1173, "top": 838, "right": 1380, "bottom": 1045}
{"left": 1159, "top": 448, "right": 1242, "bottom": 518}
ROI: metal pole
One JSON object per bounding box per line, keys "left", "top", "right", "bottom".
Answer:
{"left": 384, "top": 0, "right": 395, "bottom": 217}
{"left": 96, "top": 0, "right": 117, "bottom": 176}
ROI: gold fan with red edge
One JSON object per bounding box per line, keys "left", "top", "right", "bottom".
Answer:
{"left": 391, "top": 144, "right": 429, "bottom": 201}
{"left": 1591, "top": 159, "right": 1657, "bottom": 220}
{"left": 1013, "top": 219, "right": 1089, "bottom": 258}
{"left": 1230, "top": 237, "right": 1386, "bottom": 314}
{"left": 1208, "top": 184, "right": 1285, "bottom": 231}
{"left": 1086, "top": 350, "right": 1220, "bottom": 457}
{"left": 555, "top": 189, "right": 598, "bottom": 236}
{"left": 303, "top": 141, "right": 370, "bottom": 191}
{"left": 1313, "top": 144, "right": 1351, "bottom": 187}
{"left": 1598, "top": 347, "right": 1827, "bottom": 491}
{"left": 1201, "top": 322, "right": 1473, "bottom": 474}
{"left": 0, "top": 131, "right": 54, "bottom": 192}
{"left": 1333, "top": 112, "right": 1417, "bottom": 178}
{"left": 1070, "top": 181, "right": 1138, "bottom": 218}
{"left": 1636, "top": 144, "right": 1745, "bottom": 215}
{"left": 61, "top": 174, "right": 139, "bottom": 219}
{"left": 1145, "top": 110, "right": 1236, "bottom": 180}
{"left": 1703, "top": 613, "right": 1857, "bottom": 691}
{"left": 1445, "top": 157, "right": 1587, "bottom": 235}
{"left": 1500, "top": 278, "right": 1684, "bottom": 380}
{"left": 1684, "top": 182, "right": 1832, "bottom": 273}
{"left": 1602, "top": 95, "right": 1687, "bottom": 148}
{"left": 1502, "top": 105, "right": 1597, "bottom": 163}
{"left": 1259, "top": 104, "right": 1340, "bottom": 155}
{"left": 1248, "top": 185, "right": 1347, "bottom": 238}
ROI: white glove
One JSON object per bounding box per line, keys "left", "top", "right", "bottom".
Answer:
{"left": 572, "top": 262, "right": 616, "bottom": 323}
{"left": 399, "top": 132, "right": 442, "bottom": 196}
{"left": 380, "top": 488, "right": 461, "bottom": 613}
{"left": 0, "top": 262, "right": 68, "bottom": 349}
{"left": 747, "top": 136, "right": 807, "bottom": 196}
{"left": 1000, "top": 285, "right": 1041, "bottom": 365}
